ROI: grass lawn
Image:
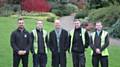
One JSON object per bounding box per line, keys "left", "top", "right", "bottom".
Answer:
{"left": 0, "top": 17, "right": 120, "bottom": 67}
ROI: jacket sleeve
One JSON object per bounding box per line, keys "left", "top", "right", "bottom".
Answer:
{"left": 10, "top": 32, "right": 19, "bottom": 52}
{"left": 48, "top": 32, "right": 53, "bottom": 51}
{"left": 45, "top": 34, "right": 49, "bottom": 47}
{"left": 65, "top": 31, "right": 69, "bottom": 51}
{"left": 89, "top": 35, "right": 96, "bottom": 51}
{"left": 30, "top": 32, "right": 34, "bottom": 54}
{"left": 84, "top": 31, "right": 89, "bottom": 48}
{"left": 67, "top": 33, "right": 71, "bottom": 53}
{"left": 100, "top": 34, "right": 109, "bottom": 51}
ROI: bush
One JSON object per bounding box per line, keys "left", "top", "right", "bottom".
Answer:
{"left": 88, "top": 6, "right": 120, "bottom": 27}
{"left": 21, "top": 11, "right": 57, "bottom": 17}
{"left": 75, "top": 10, "right": 89, "bottom": 19}
{"left": 0, "top": 4, "right": 20, "bottom": 16}
{"left": 87, "top": 0, "right": 110, "bottom": 9}
{"left": 65, "top": 3, "right": 79, "bottom": 13}
{"left": 108, "top": 19, "right": 120, "bottom": 38}
{"left": 47, "top": 17, "right": 55, "bottom": 22}
{"left": 51, "top": 8, "right": 62, "bottom": 16}
{"left": 51, "top": 3, "right": 79, "bottom": 16}
{"left": 60, "top": 0, "right": 69, "bottom": 4}
{"left": 11, "top": 12, "right": 59, "bottom": 21}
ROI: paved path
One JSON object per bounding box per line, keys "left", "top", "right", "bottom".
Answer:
{"left": 60, "top": 16, "right": 120, "bottom": 46}
{"left": 60, "top": 16, "right": 75, "bottom": 32}
{"left": 110, "top": 38, "right": 120, "bottom": 46}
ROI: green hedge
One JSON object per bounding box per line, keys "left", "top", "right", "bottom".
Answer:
{"left": 11, "top": 12, "right": 59, "bottom": 22}
{"left": 75, "top": 10, "right": 89, "bottom": 19}
{"left": 51, "top": 3, "right": 79, "bottom": 16}
{"left": 108, "top": 19, "right": 120, "bottom": 38}
{"left": 88, "top": 6, "right": 120, "bottom": 27}
{"left": 0, "top": 4, "right": 20, "bottom": 16}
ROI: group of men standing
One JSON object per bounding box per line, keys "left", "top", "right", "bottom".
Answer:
{"left": 10, "top": 18, "right": 109, "bottom": 67}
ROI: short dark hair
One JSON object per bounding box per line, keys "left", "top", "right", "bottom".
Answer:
{"left": 95, "top": 21, "right": 102, "bottom": 24}
{"left": 74, "top": 19, "right": 80, "bottom": 22}
{"left": 37, "top": 19, "right": 43, "bottom": 22}
{"left": 54, "top": 18, "right": 60, "bottom": 22}
{"left": 18, "top": 17, "right": 24, "bottom": 21}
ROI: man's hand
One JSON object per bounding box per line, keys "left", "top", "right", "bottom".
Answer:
{"left": 23, "top": 50, "right": 27, "bottom": 54}
{"left": 18, "top": 50, "right": 24, "bottom": 55}
{"left": 96, "top": 48, "right": 101, "bottom": 54}
{"left": 18, "top": 50, "right": 27, "bottom": 55}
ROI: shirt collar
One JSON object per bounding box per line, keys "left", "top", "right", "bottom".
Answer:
{"left": 17, "top": 28, "right": 25, "bottom": 32}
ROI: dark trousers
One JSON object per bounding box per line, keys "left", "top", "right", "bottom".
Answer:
{"left": 72, "top": 52, "right": 86, "bottom": 67}
{"left": 92, "top": 54, "right": 108, "bottom": 67}
{"left": 13, "top": 53, "right": 28, "bottom": 67}
{"left": 52, "top": 52, "right": 66, "bottom": 67}
{"left": 33, "top": 53, "right": 47, "bottom": 67}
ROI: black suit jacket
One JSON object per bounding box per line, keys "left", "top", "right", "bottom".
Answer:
{"left": 49, "top": 29, "right": 69, "bottom": 53}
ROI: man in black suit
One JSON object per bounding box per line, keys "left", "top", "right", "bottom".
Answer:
{"left": 48, "top": 19, "right": 69, "bottom": 67}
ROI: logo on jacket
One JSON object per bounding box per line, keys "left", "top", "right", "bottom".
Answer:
{"left": 80, "top": 34, "right": 82, "bottom": 36}
{"left": 24, "top": 34, "right": 27, "bottom": 38}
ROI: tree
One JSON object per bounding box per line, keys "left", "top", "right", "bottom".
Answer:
{"left": 87, "top": 0, "right": 120, "bottom": 9}
{"left": 69, "top": 0, "right": 86, "bottom": 9}
{"left": 109, "top": 19, "right": 120, "bottom": 38}
{"left": 0, "top": 0, "right": 6, "bottom": 7}
{"left": 109, "top": 0, "right": 120, "bottom": 5}
{"left": 87, "top": 0, "right": 109, "bottom": 9}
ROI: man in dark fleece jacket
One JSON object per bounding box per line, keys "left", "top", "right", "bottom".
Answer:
{"left": 10, "top": 18, "right": 31, "bottom": 67}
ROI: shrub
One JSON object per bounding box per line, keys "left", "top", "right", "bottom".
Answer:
{"left": 11, "top": 12, "right": 59, "bottom": 21}
{"left": 88, "top": 6, "right": 120, "bottom": 27}
{"left": 51, "top": 8, "right": 62, "bottom": 16}
{"left": 75, "top": 10, "right": 89, "bottom": 19}
{"left": 47, "top": 17, "right": 55, "bottom": 22}
{"left": 0, "top": 4, "right": 20, "bottom": 16}
{"left": 60, "top": 0, "right": 69, "bottom": 4}
{"left": 87, "top": 0, "right": 110, "bottom": 9}
{"left": 51, "top": 3, "right": 79, "bottom": 16}
{"left": 65, "top": 3, "right": 79, "bottom": 13}
{"left": 108, "top": 19, "right": 120, "bottom": 38}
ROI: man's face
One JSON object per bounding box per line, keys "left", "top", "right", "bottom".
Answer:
{"left": 54, "top": 20, "right": 61, "bottom": 29}
{"left": 74, "top": 21, "right": 81, "bottom": 29}
{"left": 86, "top": 23, "right": 94, "bottom": 31}
{"left": 36, "top": 21, "right": 43, "bottom": 29}
{"left": 18, "top": 20, "right": 24, "bottom": 29}
{"left": 95, "top": 22, "right": 103, "bottom": 31}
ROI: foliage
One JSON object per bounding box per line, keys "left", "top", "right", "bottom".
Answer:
{"left": 0, "top": 4, "right": 21, "bottom": 16}
{"left": 108, "top": 0, "right": 120, "bottom": 5}
{"left": 48, "top": 0, "right": 69, "bottom": 4}
{"left": 88, "top": 6, "right": 120, "bottom": 27}
{"left": 108, "top": 19, "right": 120, "bottom": 38}
{"left": 86, "top": 0, "right": 120, "bottom": 9}
{"left": 47, "top": 17, "right": 56, "bottom": 23}
{"left": 75, "top": 9, "right": 89, "bottom": 19}
{"left": 60, "top": 0, "right": 69, "bottom": 4}
{"left": 11, "top": 12, "right": 59, "bottom": 21}
{"left": 51, "top": 3, "right": 79, "bottom": 16}
{"left": 7, "top": 0, "right": 20, "bottom": 4}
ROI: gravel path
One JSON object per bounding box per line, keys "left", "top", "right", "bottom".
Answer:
{"left": 60, "top": 16, "right": 75, "bottom": 32}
